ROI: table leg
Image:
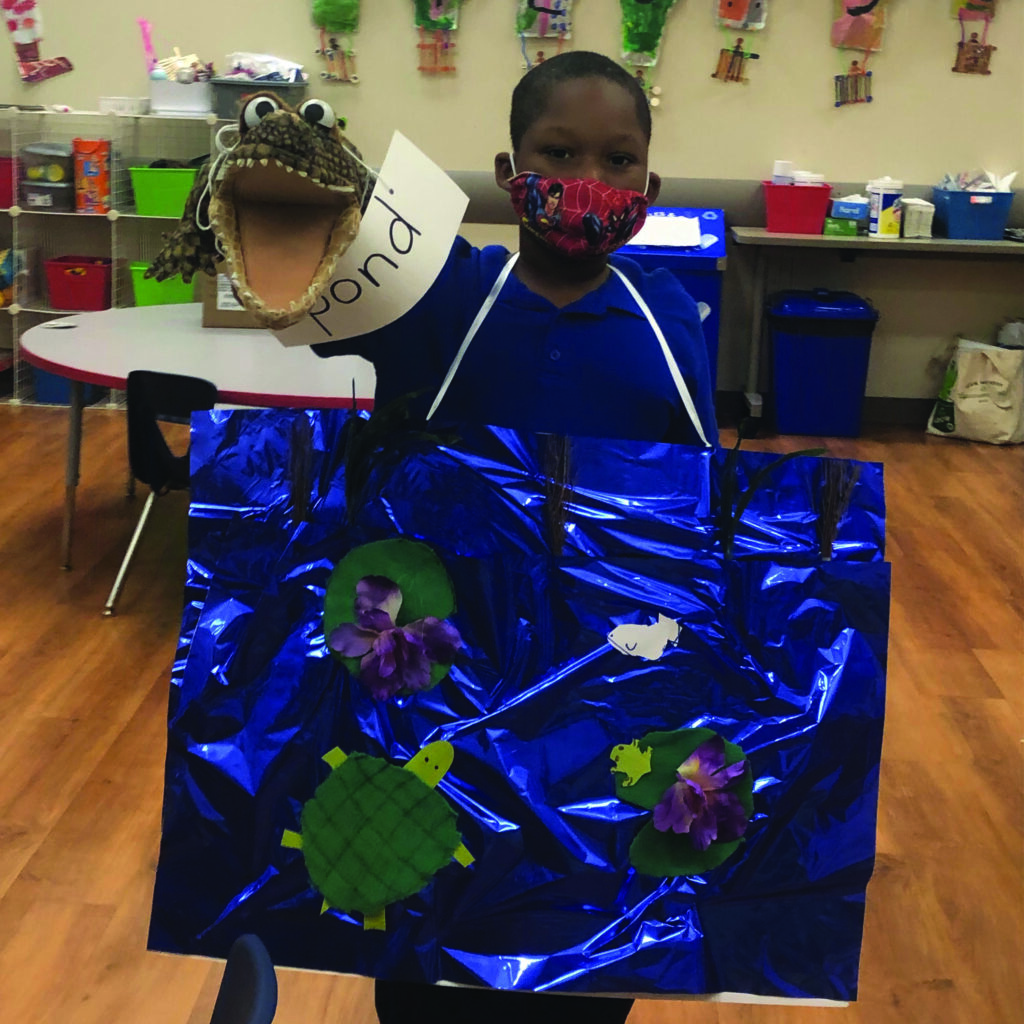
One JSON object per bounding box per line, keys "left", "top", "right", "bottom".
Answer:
{"left": 60, "top": 380, "right": 84, "bottom": 571}
{"left": 744, "top": 247, "right": 767, "bottom": 418}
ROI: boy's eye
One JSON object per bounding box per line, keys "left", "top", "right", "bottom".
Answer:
{"left": 609, "top": 153, "right": 637, "bottom": 168}
{"left": 543, "top": 147, "right": 572, "bottom": 160}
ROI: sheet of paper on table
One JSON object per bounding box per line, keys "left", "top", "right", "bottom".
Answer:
{"left": 630, "top": 213, "right": 702, "bottom": 248}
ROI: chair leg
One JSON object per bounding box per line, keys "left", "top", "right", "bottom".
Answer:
{"left": 103, "top": 491, "right": 156, "bottom": 617}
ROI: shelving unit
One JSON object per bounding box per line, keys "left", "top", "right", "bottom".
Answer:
{"left": 0, "top": 108, "right": 226, "bottom": 404}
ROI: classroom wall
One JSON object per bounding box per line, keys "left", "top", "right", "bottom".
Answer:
{"left": 10, "top": 1, "right": 1023, "bottom": 178}
{"left": 5, "top": 0, "right": 1023, "bottom": 402}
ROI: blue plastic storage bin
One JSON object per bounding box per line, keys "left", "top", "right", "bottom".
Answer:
{"left": 32, "top": 367, "right": 102, "bottom": 405}
{"left": 767, "top": 290, "right": 879, "bottom": 437}
{"left": 932, "top": 188, "right": 1013, "bottom": 240}
{"left": 620, "top": 207, "right": 726, "bottom": 391}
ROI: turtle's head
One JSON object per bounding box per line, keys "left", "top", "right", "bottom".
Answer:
{"left": 406, "top": 741, "right": 454, "bottom": 788}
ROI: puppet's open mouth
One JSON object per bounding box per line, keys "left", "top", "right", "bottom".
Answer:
{"left": 210, "top": 160, "right": 360, "bottom": 330}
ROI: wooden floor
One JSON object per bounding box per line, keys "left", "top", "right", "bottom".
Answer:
{"left": 0, "top": 404, "right": 1021, "bottom": 1024}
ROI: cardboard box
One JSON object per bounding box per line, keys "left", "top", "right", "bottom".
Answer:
{"left": 199, "top": 269, "right": 261, "bottom": 328}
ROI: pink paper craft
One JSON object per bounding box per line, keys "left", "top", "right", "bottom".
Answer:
{"left": 831, "top": 0, "right": 886, "bottom": 53}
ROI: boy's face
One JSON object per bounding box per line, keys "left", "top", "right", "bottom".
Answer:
{"left": 495, "top": 77, "right": 660, "bottom": 203}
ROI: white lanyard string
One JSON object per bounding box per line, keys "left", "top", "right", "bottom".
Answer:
{"left": 609, "top": 266, "right": 710, "bottom": 448}
{"left": 426, "top": 253, "right": 520, "bottom": 422}
{"left": 426, "top": 255, "right": 711, "bottom": 449}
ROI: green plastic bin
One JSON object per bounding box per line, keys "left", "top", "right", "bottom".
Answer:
{"left": 129, "top": 167, "right": 198, "bottom": 218}
{"left": 130, "top": 262, "right": 196, "bottom": 305}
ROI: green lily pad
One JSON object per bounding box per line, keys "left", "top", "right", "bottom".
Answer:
{"left": 629, "top": 823, "right": 744, "bottom": 877}
{"left": 324, "top": 538, "right": 457, "bottom": 690}
{"left": 614, "top": 727, "right": 754, "bottom": 877}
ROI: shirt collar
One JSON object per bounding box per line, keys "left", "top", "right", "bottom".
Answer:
{"left": 499, "top": 255, "right": 646, "bottom": 319}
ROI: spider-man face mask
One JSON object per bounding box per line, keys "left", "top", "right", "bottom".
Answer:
{"left": 508, "top": 172, "right": 650, "bottom": 259}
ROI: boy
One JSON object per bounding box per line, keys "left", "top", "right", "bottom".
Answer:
{"left": 318, "top": 50, "right": 715, "bottom": 1023}
{"left": 314, "top": 50, "right": 718, "bottom": 450}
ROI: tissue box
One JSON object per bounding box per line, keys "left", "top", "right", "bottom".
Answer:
{"left": 832, "top": 198, "right": 869, "bottom": 220}
{"left": 901, "top": 199, "right": 934, "bottom": 239}
{"left": 823, "top": 217, "right": 858, "bottom": 237}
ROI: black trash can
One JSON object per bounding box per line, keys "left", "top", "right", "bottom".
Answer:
{"left": 767, "top": 290, "right": 879, "bottom": 437}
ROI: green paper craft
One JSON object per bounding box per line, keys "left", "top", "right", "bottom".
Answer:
{"left": 313, "top": 1, "right": 360, "bottom": 83}
{"left": 324, "top": 538, "right": 457, "bottom": 690}
{"left": 313, "top": 0, "right": 360, "bottom": 33}
{"left": 613, "top": 728, "right": 754, "bottom": 876}
{"left": 414, "top": 0, "right": 461, "bottom": 31}
{"left": 283, "top": 743, "right": 472, "bottom": 930}
{"left": 619, "top": 0, "right": 679, "bottom": 66}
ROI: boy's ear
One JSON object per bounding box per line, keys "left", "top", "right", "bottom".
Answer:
{"left": 494, "top": 152, "right": 514, "bottom": 193}
{"left": 645, "top": 171, "right": 661, "bottom": 205}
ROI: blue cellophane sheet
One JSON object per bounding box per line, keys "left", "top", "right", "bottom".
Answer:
{"left": 151, "top": 410, "right": 889, "bottom": 1001}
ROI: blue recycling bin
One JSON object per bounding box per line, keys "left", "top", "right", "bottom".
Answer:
{"left": 620, "top": 207, "right": 726, "bottom": 391}
{"left": 767, "top": 290, "right": 879, "bottom": 437}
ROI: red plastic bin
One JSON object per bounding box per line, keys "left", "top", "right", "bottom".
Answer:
{"left": 763, "top": 181, "right": 833, "bottom": 235}
{"left": 0, "top": 156, "right": 18, "bottom": 206}
{"left": 44, "top": 255, "right": 113, "bottom": 310}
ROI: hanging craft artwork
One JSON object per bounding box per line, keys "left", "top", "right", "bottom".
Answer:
{"left": 517, "top": 0, "right": 572, "bottom": 70}
{"left": 715, "top": 0, "right": 768, "bottom": 32}
{"left": 4, "top": 0, "right": 72, "bottom": 83}
{"left": 834, "top": 58, "right": 872, "bottom": 106}
{"left": 711, "top": 37, "right": 760, "bottom": 83}
{"left": 312, "top": 0, "right": 359, "bottom": 83}
{"left": 831, "top": 1, "right": 886, "bottom": 107}
{"left": 619, "top": 0, "right": 677, "bottom": 108}
{"left": 414, "top": 0, "right": 461, "bottom": 74}
{"left": 951, "top": 1, "right": 996, "bottom": 75}
{"left": 711, "top": 3, "right": 765, "bottom": 85}
{"left": 619, "top": 0, "right": 677, "bottom": 66}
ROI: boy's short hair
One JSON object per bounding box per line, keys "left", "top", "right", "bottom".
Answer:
{"left": 510, "top": 51, "right": 652, "bottom": 151}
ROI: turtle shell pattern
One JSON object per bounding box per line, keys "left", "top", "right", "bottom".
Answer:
{"left": 300, "top": 752, "right": 462, "bottom": 917}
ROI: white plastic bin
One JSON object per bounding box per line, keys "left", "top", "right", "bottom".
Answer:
{"left": 149, "top": 80, "right": 213, "bottom": 117}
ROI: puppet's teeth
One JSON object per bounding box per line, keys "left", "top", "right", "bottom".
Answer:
{"left": 298, "top": 170, "right": 308, "bottom": 178}
{"left": 274, "top": 159, "right": 285, "bottom": 168}
{"left": 260, "top": 158, "right": 269, "bottom": 166}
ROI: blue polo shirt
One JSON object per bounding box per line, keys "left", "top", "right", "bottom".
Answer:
{"left": 313, "top": 237, "right": 718, "bottom": 447}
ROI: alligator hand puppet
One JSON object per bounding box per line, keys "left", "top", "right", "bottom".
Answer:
{"left": 147, "top": 93, "right": 368, "bottom": 330}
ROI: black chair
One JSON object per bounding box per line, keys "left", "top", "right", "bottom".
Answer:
{"left": 103, "top": 370, "right": 217, "bottom": 616}
{"left": 209, "top": 934, "right": 278, "bottom": 1024}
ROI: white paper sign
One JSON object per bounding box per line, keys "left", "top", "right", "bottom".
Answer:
{"left": 274, "top": 132, "right": 469, "bottom": 348}
{"left": 629, "top": 212, "right": 701, "bottom": 248}
{"left": 217, "top": 274, "right": 245, "bottom": 311}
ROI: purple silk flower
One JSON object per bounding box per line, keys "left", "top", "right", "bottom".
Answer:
{"left": 328, "top": 575, "right": 462, "bottom": 700}
{"left": 652, "top": 736, "right": 748, "bottom": 851}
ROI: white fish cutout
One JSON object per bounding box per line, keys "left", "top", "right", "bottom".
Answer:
{"left": 607, "top": 614, "right": 680, "bottom": 661}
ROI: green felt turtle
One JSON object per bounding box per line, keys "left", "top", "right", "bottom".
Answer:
{"left": 282, "top": 740, "right": 473, "bottom": 930}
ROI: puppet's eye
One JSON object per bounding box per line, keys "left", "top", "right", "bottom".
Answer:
{"left": 299, "top": 99, "right": 337, "bottom": 130}
{"left": 242, "top": 95, "right": 282, "bottom": 129}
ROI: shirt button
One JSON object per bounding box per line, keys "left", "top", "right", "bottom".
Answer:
{"left": 549, "top": 349, "right": 561, "bottom": 361}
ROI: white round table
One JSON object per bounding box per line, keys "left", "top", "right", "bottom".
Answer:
{"left": 20, "top": 303, "right": 374, "bottom": 407}
{"left": 21, "top": 304, "right": 376, "bottom": 569}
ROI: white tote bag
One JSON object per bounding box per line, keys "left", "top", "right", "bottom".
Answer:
{"left": 927, "top": 338, "right": 1024, "bottom": 445}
